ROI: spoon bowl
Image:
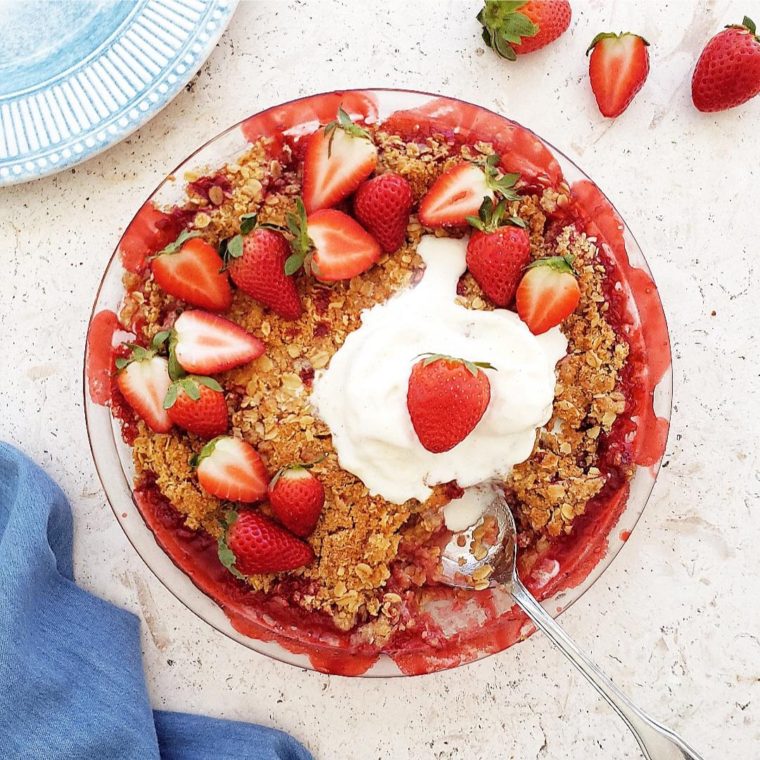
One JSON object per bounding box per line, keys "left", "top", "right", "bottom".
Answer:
{"left": 438, "top": 486, "right": 704, "bottom": 760}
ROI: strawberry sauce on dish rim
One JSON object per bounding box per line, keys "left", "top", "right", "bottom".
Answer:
{"left": 84, "top": 90, "right": 672, "bottom": 676}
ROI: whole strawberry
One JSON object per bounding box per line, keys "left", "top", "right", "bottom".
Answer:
{"left": 164, "top": 375, "right": 228, "bottom": 438}
{"left": 465, "top": 197, "right": 531, "bottom": 306}
{"left": 225, "top": 214, "right": 302, "bottom": 321}
{"left": 353, "top": 172, "right": 413, "bottom": 253}
{"left": 269, "top": 464, "right": 326, "bottom": 537}
{"left": 692, "top": 16, "right": 760, "bottom": 112}
{"left": 477, "top": 0, "right": 572, "bottom": 60}
{"left": 407, "top": 354, "right": 494, "bottom": 453}
{"left": 218, "top": 509, "right": 314, "bottom": 577}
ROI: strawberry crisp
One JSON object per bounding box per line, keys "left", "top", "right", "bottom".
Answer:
{"left": 98, "top": 95, "right": 665, "bottom": 674}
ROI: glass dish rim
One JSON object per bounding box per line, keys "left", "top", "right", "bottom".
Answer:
{"left": 83, "top": 86, "right": 674, "bottom": 677}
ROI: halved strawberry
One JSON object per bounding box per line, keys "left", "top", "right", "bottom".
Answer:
{"left": 588, "top": 32, "right": 650, "bottom": 118}
{"left": 172, "top": 310, "right": 264, "bottom": 375}
{"left": 284, "top": 199, "right": 381, "bottom": 282}
{"left": 193, "top": 436, "right": 269, "bottom": 503}
{"left": 418, "top": 155, "right": 520, "bottom": 227}
{"left": 115, "top": 334, "right": 173, "bottom": 433}
{"left": 151, "top": 230, "right": 233, "bottom": 312}
{"left": 302, "top": 107, "right": 378, "bottom": 213}
{"left": 515, "top": 255, "right": 581, "bottom": 334}
{"left": 164, "top": 375, "right": 228, "bottom": 439}
{"left": 218, "top": 510, "right": 314, "bottom": 577}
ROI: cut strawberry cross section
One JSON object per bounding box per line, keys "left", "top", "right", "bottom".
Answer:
{"left": 303, "top": 106, "right": 378, "bottom": 213}
{"left": 172, "top": 310, "right": 264, "bottom": 375}
{"left": 418, "top": 155, "right": 520, "bottom": 228}
{"left": 284, "top": 198, "right": 381, "bottom": 282}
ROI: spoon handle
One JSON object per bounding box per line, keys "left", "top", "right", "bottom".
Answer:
{"left": 510, "top": 577, "right": 704, "bottom": 760}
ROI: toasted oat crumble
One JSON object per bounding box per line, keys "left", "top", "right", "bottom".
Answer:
{"left": 121, "top": 128, "right": 630, "bottom": 634}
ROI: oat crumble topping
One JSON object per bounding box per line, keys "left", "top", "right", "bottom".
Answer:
{"left": 120, "top": 128, "right": 631, "bottom": 635}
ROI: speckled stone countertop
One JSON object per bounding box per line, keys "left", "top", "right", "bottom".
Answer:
{"left": 1, "top": 1, "right": 757, "bottom": 757}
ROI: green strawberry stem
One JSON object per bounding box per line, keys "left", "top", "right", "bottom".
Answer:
{"left": 217, "top": 509, "right": 246, "bottom": 580}
{"left": 155, "top": 228, "right": 201, "bottom": 257}
{"left": 284, "top": 198, "right": 315, "bottom": 275}
{"left": 466, "top": 196, "right": 526, "bottom": 232}
{"left": 477, "top": 0, "right": 537, "bottom": 61}
{"left": 484, "top": 154, "right": 521, "bottom": 200}
{"left": 114, "top": 330, "right": 171, "bottom": 371}
{"left": 324, "top": 106, "right": 372, "bottom": 157}
{"left": 416, "top": 353, "right": 497, "bottom": 377}
{"left": 525, "top": 254, "right": 577, "bottom": 274}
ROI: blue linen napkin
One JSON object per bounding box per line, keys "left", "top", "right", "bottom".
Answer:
{"left": 0, "top": 442, "right": 313, "bottom": 760}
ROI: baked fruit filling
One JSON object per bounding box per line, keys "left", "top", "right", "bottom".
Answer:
{"left": 109, "top": 106, "right": 633, "bottom": 653}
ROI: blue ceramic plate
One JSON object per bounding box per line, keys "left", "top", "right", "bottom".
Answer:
{"left": 0, "top": 0, "right": 237, "bottom": 186}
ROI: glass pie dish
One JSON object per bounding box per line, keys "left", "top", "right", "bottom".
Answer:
{"left": 84, "top": 88, "right": 672, "bottom": 677}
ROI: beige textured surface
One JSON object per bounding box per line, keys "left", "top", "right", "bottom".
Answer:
{"left": 1, "top": 1, "right": 758, "bottom": 757}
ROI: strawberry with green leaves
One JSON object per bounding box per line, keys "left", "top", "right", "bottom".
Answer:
{"left": 151, "top": 230, "right": 232, "bottom": 312}
{"left": 284, "top": 198, "right": 381, "bottom": 282}
{"left": 692, "top": 16, "right": 760, "bottom": 113}
{"left": 115, "top": 332, "right": 173, "bottom": 433}
{"left": 192, "top": 436, "right": 269, "bottom": 503}
{"left": 217, "top": 509, "right": 314, "bottom": 577}
{"left": 162, "top": 336, "right": 228, "bottom": 438}
{"left": 478, "top": 0, "right": 572, "bottom": 61}
{"left": 164, "top": 375, "right": 228, "bottom": 439}
{"left": 269, "top": 461, "right": 326, "bottom": 537}
{"left": 465, "top": 197, "right": 531, "bottom": 306}
{"left": 302, "top": 107, "right": 378, "bottom": 213}
{"left": 418, "top": 155, "right": 520, "bottom": 228}
{"left": 224, "top": 213, "right": 303, "bottom": 321}
{"left": 515, "top": 255, "right": 581, "bottom": 334}
{"left": 407, "top": 354, "right": 495, "bottom": 454}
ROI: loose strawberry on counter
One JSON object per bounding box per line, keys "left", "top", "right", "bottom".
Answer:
{"left": 587, "top": 32, "right": 650, "bottom": 118}
{"left": 418, "top": 155, "right": 520, "bottom": 228}
{"left": 151, "top": 230, "right": 233, "bottom": 312}
{"left": 225, "top": 213, "right": 303, "bottom": 320}
{"left": 515, "top": 255, "right": 581, "bottom": 334}
{"left": 172, "top": 309, "right": 264, "bottom": 375}
{"left": 407, "top": 354, "right": 494, "bottom": 454}
{"left": 192, "top": 436, "right": 269, "bottom": 503}
{"left": 353, "top": 172, "right": 413, "bottom": 253}
{"left": 164, "top": 375, "right": 228, "bottom": 439}
{"left": 465, "top": 197, "right": 531, "bottom": 307}
{"left": 115, "top": 334, "right": 173, "bottom": 433}
{"left": 692, "top": 16, "right": 760, "bottom": 112}
{"left": 285, "top": 198, "right": 381, "bottom": 282}
{"left": 302, "top": 107, "right": 378, "bottom": 213}
{"left": 218, "top": 510, "right": 314, "bottom": 577}
{"left": 269, "top": 463, "right": 325, "bottom": 538}
{"left": 478, "top": 0, "right": 572, "bottom": 61}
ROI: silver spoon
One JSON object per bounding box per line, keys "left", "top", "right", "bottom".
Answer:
{"left": 439, "top": 487, "right": 704, "bottom": 760}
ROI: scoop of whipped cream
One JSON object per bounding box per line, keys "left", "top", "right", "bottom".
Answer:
{"left": 310, "top": 235, "right": 567, "bottom": 505}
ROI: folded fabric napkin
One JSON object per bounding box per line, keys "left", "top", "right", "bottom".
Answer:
{"left": 0, "top": 442, "right": 313, "bottom": 760}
